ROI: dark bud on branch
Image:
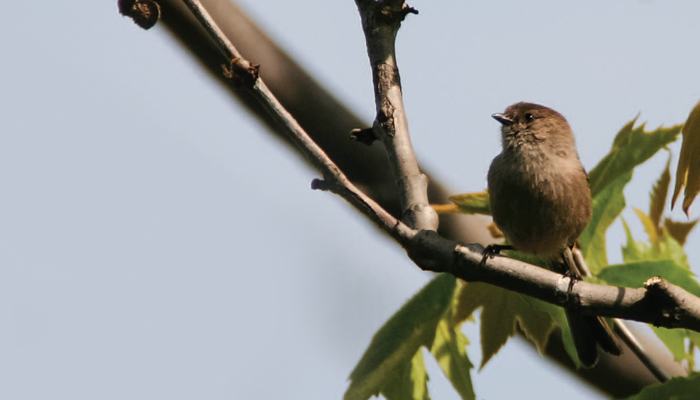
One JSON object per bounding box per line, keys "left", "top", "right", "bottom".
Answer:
{"left": 222, "top": 58, "right": 260, "bottom": 88}
{"left": 401, "top": 5, "right": 419, "bottom": 17}
{"left": 311, "top": 179, "right": 334, "bottom": 192}
{"left": 644, "top": 276, "right": 686, "bottom": 327}
{"left": 118, "top": 0, "right": 160, "bottom": 30}
{"left": 375, "top": 2, "right": 418, "bottom": 24}
{"left": 350, "top": 128, "right": 378, "bottom": 146}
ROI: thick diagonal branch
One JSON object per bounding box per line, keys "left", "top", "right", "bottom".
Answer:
{"left": 176, "top": 0, "right": 700, "bottom": 335}
{"left": 410, "top": 232, "right": 700, "bottom": 332}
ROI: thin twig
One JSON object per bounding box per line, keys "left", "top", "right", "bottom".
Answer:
{"left": 180, "top": 0, "right": 413, "bottom": 244}
{"left": 181, "top": 0, "right": 240, "bottom": 60}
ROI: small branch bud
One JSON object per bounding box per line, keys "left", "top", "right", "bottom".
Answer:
{"left": 222, "top": 58, "right": 260, "bottom": 87}
{"left": 350, "top": 128, "right": 378, "bottom": 145}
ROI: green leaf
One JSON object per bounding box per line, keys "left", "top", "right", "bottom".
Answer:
{"left": 597, "top": 260, "right": 700, "bottom": 296}
{"left": 616, "top": 226, "right": 698, "bottom": 360}
{"left": 649, "top": 156, "right": 672, "bottom": 231}
{"left": 580, "top": 119, "right": 681, "bottom": 272}
{"left": 688, "top": 330, "right": 700, "bottom": 350}
{"left": 620, "top": 222, "right": 690, "bottom": 270}
{"left": 579, "top": 172, "right": 631, "bottom": 272}
{"left": 672, "top": 100, "right": 700, "bottom": 215}
{"left": 620, "top": 219, "right": 644, "bottom": 262}
{"left": 448, "top": 191, "right": 491, "bottom": 215}
{"left": 624, "top": 373, "right": 700, "bottom": 400}
{"left": 650, "top": 326, "right": 689, "bottom": 362}
{"left": 588, "top": 119, "right": 681, "bottom": 197}
{"left": 657, "top": 230, "right": 692, "bottom": 269}
{"left": 381, "top": 350, "right": 430, "bottom": 400}
{"left": 531, "top": 301, "right": 582, "bottom": 368}
{"left": 454, "top": 282, "right": 556, "bottom": 368}
{"left": 430, "top": 318, "right": 475, "bottom": 400}
{"left": 345, "top": 274, "right": 456, "bottom": 400}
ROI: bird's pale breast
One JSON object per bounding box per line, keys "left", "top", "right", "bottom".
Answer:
{"left": 487, "top": 150, "right": 592, "bottom": 257}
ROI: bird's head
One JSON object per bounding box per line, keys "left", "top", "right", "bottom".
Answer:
{"left": 492, "top": 102, "right": 574, "bottom": 151}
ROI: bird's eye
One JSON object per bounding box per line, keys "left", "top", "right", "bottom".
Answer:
{"left": 524, "top": 113, "right": 535, "bottom": 122}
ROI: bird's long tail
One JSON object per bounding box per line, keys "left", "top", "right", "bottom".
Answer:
{"left": 562, "top": 247, "right": 622, "bottom": 367}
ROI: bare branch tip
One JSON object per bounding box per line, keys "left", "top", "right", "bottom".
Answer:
{"left": 368, "top": 1, "right": 418, "bottom": 24}
{"left": 311, "top": 178, "right": 332, "bottom": 192}
{"left": 403, "top": 5, "right": 419, "bottom": 17}
{"left": 644, "top": 276, "right": 667, "bottom": 290}
{"left": 118, "top": 0, "right": 160, "bottom": 30}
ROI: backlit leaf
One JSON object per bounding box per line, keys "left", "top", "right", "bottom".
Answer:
{"left": 664, "top": 218, "right": 698, "bottom": 245}
{"left": 487, "top": 222, "right": 504, "bottom": 239}
{"left": 634, "top": 208, "right": 658, "bottom": 244}
{"left": 431, "top": 203, "right": 460, "bottom": 215}
{"left": 576, "top": 119, "right": 679, "bottom": 272}
{"left": 672, "top": 100, "right": 700, "bottom": 215}
{"left": 381, "top": 350, "right": 430, "bottom": 400}
{"left": 345, "top": 274, "right": 456, "bottom": 400}
{"left": 620, "top": 222, "right": 690, "bottom": 270}
{"left": 454, "top": 282, "right": 557, "bottom": 369}
{"left": 447, "top": 191, "right": 491, "bottom": 215}
{"left": 579, "top": 172, "right": 630, "bottom": 272}
{"left": 688, "top": 330, "right": 700, "bottom": 350}
{"left": 616, "top": 223, "right": 697, "bottom": 360}
{"left": 649, "top": 156, "right": 671, "bottom": 230}
{"left": 650, "top": 326, "right": 690, "bottom": 362}
{"left": 430, "top": 318, "right": 475, "bottom": 400}
{"left": 620, "top": 219, "right": 646, "bottom": 263}
{"left": 588, "top": 119, "right": 681, "bottom": 197}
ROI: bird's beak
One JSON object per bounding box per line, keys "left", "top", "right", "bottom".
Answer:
{"left": 492, "top": 113, "right": 514, "bottom": 126}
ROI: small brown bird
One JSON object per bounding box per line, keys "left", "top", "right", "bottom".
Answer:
{"left": 487, "top": 102, "right": 621, "bottom": 367}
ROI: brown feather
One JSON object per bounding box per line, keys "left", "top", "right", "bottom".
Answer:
{"left": 488, "top": 102, "right": 620, "bottom": 367}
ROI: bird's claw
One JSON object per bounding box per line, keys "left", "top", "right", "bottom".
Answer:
{"left": 563, "top": 269, "right": 578, "bottom": 294}
{"left": 479, "top": 244, "right": 513, "bottom": 265}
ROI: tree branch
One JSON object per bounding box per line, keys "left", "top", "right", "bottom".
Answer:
{"left": 351, "top": 0, "right": 678, "bottom": 385}
{"left": 179, "top": 0, "right": 413, "bottom": 244}
{"left": 120, "top": 0, "right": 687, "bottom": 394}
{"left": 175, "top": 0, "right": 700, "bottom": 335}
{"left": 350, "top": 2, "right": 678, "bottom": 383}
{"left": 353, "top": 0, "right": 436, "bottom": 230}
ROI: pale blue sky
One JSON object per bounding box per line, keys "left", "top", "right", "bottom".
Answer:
{"left": 1, "top": 1, "right": 699, "bottom": 399}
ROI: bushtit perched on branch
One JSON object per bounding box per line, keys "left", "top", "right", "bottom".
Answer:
{"left": 486, "top": 102, "right": 621, "bottom": 367}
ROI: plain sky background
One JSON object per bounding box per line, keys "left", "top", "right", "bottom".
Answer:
{"left": 1, "top": 1, "right": 699, "bottom": 399}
